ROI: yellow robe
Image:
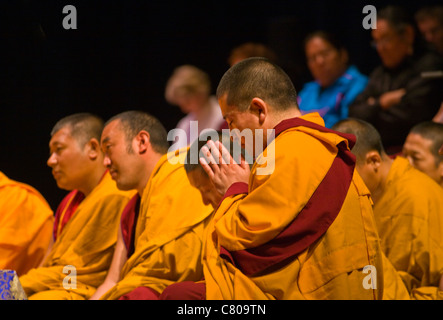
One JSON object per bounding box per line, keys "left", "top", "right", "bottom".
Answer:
{"left": 0, "top": 171, "right": 54, "bottom": 276}
{"left": 374, "top": 156, "right": 443, "bottom": 300}
{"left": 19, "top": 172, "right": 135, "bottom": 300}
{"left": 203, "top": 113, "right": 384, "bottom": 300}
{"left": 101, "top": 148, "right": 213, "bottom": 300}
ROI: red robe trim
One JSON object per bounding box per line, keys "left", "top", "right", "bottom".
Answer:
{"left": 53, "top": 190, "right": 85, "bottom": 241}
{"left": 120, "top": 194, "right": 141, "bottom": 258}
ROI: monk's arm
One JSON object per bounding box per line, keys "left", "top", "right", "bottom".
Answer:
{"left": 89, "top": 226, "right": 128, "bottom": 300}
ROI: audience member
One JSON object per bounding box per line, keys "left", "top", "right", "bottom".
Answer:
{"left": 297, "top": 31, "right": 368, "bottom": 128}
{"left": 349, "top": 5, "right": 443, "bottom": 154}
{"left": 165, "top": 65, "right": 225, "bottom": 150}
{"left": 415, "top": 5, "right": 443, "bottom": 56}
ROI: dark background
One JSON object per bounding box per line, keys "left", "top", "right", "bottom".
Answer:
{"left": 0, "top": 0, "right": 441, "bottom": 210}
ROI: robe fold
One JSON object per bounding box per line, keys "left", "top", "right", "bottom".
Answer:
{"left": 19, "top": 172, "right": 135, "bottom": 300}
{"left": 0, "top": 171, "right": 54, "bottom": 276}
{"left": 374, "top": 156, "right": 443, "bottom": 300}
{"left": 203, "top": 113, "right": 384, "bottom": 300}
{"left": 100, "top": 148, "right": 213, "bottom": 300}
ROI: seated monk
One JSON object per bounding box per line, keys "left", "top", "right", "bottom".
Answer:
{"left": 19, "top": 113, "right": 135, "bottom": 300}
{"left": 90, "top": 110, "right": 213, "bottom": 300}
{"left": 0, "top": 171, "right": 53, "bottom": 276}
{"left": 162, "top": 57, "right": 386, "bottom": 300}
{"left": 402, "top": 121, "right": 443, "bottom": 188}
{"left": 333, "top": 118, "right": 443, "bottom": 300}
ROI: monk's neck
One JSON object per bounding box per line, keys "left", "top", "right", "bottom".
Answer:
{"left": 79, "top": 166, "right": 107, "bottom": 197}
{"left": 137, "top": 152, "right": 164, "bottom": 196}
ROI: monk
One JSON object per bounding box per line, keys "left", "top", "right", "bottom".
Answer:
{"left": 166, "top": 57, "right": 386, "bottom": 300}
{"left": 332, "top": 118, "right": 443, "bottom": 300}
{"left": 0, "top": 172, "right": 53, "bottom": 276}
{"left": 402, "top": 121, "right": 443, "bottom": 188}
{"left": 90, "top": 110, "right": 212, "bottom": 300}
{"left": 19, "top": 113, "right": 135, "bottom": 300}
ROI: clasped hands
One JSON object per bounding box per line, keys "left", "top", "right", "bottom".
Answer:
{"left": 199, "top": 140, "right": 251, "bottom": 196}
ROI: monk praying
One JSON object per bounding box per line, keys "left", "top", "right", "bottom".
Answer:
{"left": 19, "top": 113, "right": 135, "bottom": 300}
{"left": 164, "top": 57, "right": 386, "bottom": 300}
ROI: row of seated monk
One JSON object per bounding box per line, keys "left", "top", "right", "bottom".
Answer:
{"left": 1, "top": 55, "right": 443, "bottom": 300}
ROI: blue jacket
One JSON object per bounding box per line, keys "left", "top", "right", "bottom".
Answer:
{"left": 298, "top": 65, "right": 368, "bottom": 128}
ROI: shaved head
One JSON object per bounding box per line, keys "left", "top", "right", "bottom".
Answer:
{"left": 332, "top": 118, "right": 385, "bottom": 163}
{"left": 51, "top": 113, "right": 104, "bottom": 147}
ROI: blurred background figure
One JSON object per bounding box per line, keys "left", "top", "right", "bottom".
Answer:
{"left": 415, "top": 5, "right": 443, "bottom": 56}
{"left": 349, "top": 5, "right": 443, "bottom": 154}
{"left": 402, "top": 121, "right": 443, "bottom": 188}
{"left": 165, "top": 65, "right": 225, "bottom": 151}
{"left": 297, "top": 31, "right": 368, "bottom": 128}
{"left": 227, "top": 42, "right": 278, "bottom": 67}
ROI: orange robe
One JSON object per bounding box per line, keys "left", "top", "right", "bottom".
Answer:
{"left": 203, "top": 113, "right": 384, "bottom": 300}
{"left": 374, "top": 156, "right": 443, "bottom": 300}
{"left": 19, "top": 172, "right": 135, "bottom": 300}
{"left": 0, "top": 171, "right": 53, "bottom": 276}
{"left": 100, "top": 148, "right": 213, "bottom": 300}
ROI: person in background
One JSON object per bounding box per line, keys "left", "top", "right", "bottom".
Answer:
{"left": 165, "top": 65, "right": 225, "bottom": 151}
{"left": 297, "top": 31, "right": 368, "bottom": 128}
{"left": 227, "top": 42, "right": 278, "bottom": 67}
{"left": 0, "top": 171, "right": 53, "bottom": 276}
{"left": 333, "top": 118, "right": 443, "bottom": 300}
{"left": 349, "top": 5, "right": 443, "bottom": 154}
{"left": 402, "top": 121, "right": 443, "bottom": 188}
{"left": 415, "top": 5, "right": 443, "bottom": 56}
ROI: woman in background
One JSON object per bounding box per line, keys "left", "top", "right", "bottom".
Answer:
{"left": 298, "top": 31, "right": 368, "bottom": 128}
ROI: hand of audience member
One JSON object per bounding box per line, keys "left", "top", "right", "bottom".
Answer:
{"left": 199, "top": 140, "right": 250, "bottom": 196}
{"left": 379, "top": 88, "right": 406, "bottom": 110}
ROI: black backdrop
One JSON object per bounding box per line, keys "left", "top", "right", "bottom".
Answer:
{"left": 0, "top": 0, "right": 441, "bottom": 210}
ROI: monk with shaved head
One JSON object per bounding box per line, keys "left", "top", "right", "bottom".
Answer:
{"left": 333, "top": 118, "right": 443, "bottom": 299}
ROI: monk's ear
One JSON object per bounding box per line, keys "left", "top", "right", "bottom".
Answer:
{"left": 87, "top": 138, "right": 101, "bottom": 160}
{"left": 437, "top": 160, "right": 443, "bottom": 182}
{"left": 249, "top": 97, "right": 268, "bottom": 125}
{"left": 136, "top": 130, "right": 150, "bottom": 154}
{"left": 365, "top": 151, "right": 382, "bottom": 172}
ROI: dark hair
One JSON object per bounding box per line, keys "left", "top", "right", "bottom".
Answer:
{"left": 216, "top": 57, "right": 299, "bottom": 112}
{"left": 304, "top": 30, "right": 346, "bottom": 52}
{"left": 415, "top": 5, "right": 443, "bottom": 25}
{"left": 105, "top": 110, "right": 169, "bottom": 155}
{"left": 378, "top": 5, "right": 415, "bottom": 35}
{"left": 410, "top": 121, "right": 443, "bottom": 164}
{"left": 51, "top": 113, "right": 104, "bottom": 147}
{"left": 332, "top": 118, "right": 385, "bottom": 163}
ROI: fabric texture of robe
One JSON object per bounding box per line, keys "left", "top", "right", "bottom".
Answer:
{"left": 202, "top": 112, "right": 385, "bottom": 300}
{"left": 0, "top": 171, "right": 54, "bottom": 276}
{"left": 19, "top": 172, "right": 135, "bottom": 300}
{"left": 100, "top": 148, "right": 213, "bottom": 300}
{"left": 374, "top": 156, "right": 443, "bottom": 300}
